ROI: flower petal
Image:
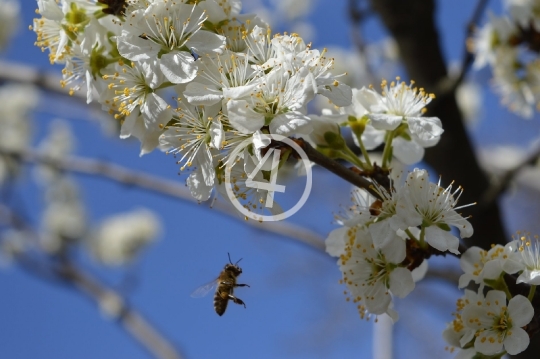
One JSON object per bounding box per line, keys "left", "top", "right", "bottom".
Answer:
{"left": 160, "top": 51, "right": 197, "bottom": 84}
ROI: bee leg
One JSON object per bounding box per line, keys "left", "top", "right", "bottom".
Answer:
{"left": 235, "top": 283, "right": 250, "bottom": 288}
{"left": 228, "top": 294, "right": 246, "bottom": 308}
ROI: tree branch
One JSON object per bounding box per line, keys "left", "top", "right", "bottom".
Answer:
{"left": 293, "top": 139, "right": 382, "bottom": 200}
{"left": 436, "top": 0, "right": 490, "bottom": 96}
{"left": 57, "top": 264, "right": 184, "bottom": 359}
{"left": 0, "top": 148, "right": 326, "bottom": 253}
{"left": 0, "top": 204, "right": 184, "bottom": 359}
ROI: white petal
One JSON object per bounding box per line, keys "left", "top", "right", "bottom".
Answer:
{"left": 380, "top": 235, "right": 406, "bottom": 263}
{"left": 393, "top": 137, "right": 425, "bottom": 164}
{"left": 186, "top": 169, "right": 213, "bottom": 201}
{"left": 364, "top": 282, "right": 392, "bottom": 314}
{"left": 117, "top": 34, "right": 157, "bottom": 61}
{"left": 355, "top": 87, "right": 381, "bottom": 112}
{"left": 187, "top": 30, "right": 226, "bottom": 55}
{"left": 196, "top": 147, "right": 215, "bottom": 187}
{"left": 38, "top": 0, "right": 64, "bottom": 20}
{"left": 458, "top": 273, "right": 474, "bottom": 288}
{"left": 425, "top": 226, "right": 460, "bottom": 254}
{"left": 368, "top": 219, "right": 396, "bottom": 248}
{"left": 317, "top": 80, "right": 353, "bottom": 107}
{"left": 160, "top": 52, "right": 197, "bottom": 84}
{"left": 389, "top": 267, "right": 414, "bottom": 297}
{"left": 504, "top": 327, "right": 530, "bottom": 355}
{"left": 227, "top": 100, "right": 265, "bottom": 133}
{"left": 358, "top": 125, "right": 385, "bottom": 150}
{"left": 209, "top": 120, "right": 224, "bottom": 149}
{"left": 184, "top": 82, "right": 223, "bottom": 106}
{"left": 407, "top": 116, "right": 444, "bottom": 147}
{"left": 269, "top": 113, "right": 312, "bottom": 135}
{"left": 411, "top": 260, "right": 428, "bottom": 282}
{"left": 326, "top": 227, "right": 348, "bottom": 257}
{"left": 141, "top": 93, "right": 172, "bottom": 130}
{"left": 508, "top": 295, "right": 534, "bottom": 327}
{"left": 252, "top": 130, "right": 271, "bottom": 150}
{"left": 482, "top": 260, "right": 503, "bottom": 280}
{"left": 120, "top": 112, "right": 139, "bottom": 139}
{"left": 517, "top": 269, "right": 540, "bottom": 285}
{"left": 222, "top": 82, "right": 260, "bottom": 100}
{"left": 474, "top": 331, "right": 503, "bottom": 355}
{"left": 368, "top": 113, "right": 402, "bottom": 130}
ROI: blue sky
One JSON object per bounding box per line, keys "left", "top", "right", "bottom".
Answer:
{"left": 1, "top": 1, "right": 540, "bottom": 359}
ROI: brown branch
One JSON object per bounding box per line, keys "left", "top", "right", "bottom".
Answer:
{"left": 0, "top": 60, "right": 87, "bottom": 102}
{"left": 436, "top": 0, "right": 490, "bottom": 96}
{"left": 0, "top": 148, "right": 326, "bottom": 252}
{"left": 0, "top": 205, "right": 183, "bottom": 359}
{"left": 347, "top": 0, "right": 377, "bottom": 84}
{"left": 57, "top": 264, "right": 184, "bottom": 359}
{"left": 293, "top": 139, "right": 382, "bottom": 200}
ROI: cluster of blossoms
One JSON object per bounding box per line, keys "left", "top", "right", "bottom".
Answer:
{"left": 443, "top": 232, "right": 540, "bottom": 357}
{"left": 32, "top": 0, "right": 445, "bottom": 215}
{"left": 326, "top": 168, "right": 473, "bottom": 321}
{"left": 471, "top": 0, "right": 540, "bottom": 118}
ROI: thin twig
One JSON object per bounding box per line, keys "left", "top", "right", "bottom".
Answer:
{"left": 58, "top": 264, "right": 184, "bottom": 359}
{"left": 0, "top": 148, "right": 326, "bottom": 252}
{"left": 436, "top": 0, "right": 490, "bottom": 96}
{"left": 294, "top": 139, "right": 383, "bottom": 200}
{"left": 0, "top": 205, "right": 184, "bottom": 359}
{"left": 347, "top": 0, "right": 377, "bottom": 85}
{"left": 479, "top": 145, "right": 540, "bottom": 210}
{"left": 0, "top": 60, "right": 87, "bottom": 102}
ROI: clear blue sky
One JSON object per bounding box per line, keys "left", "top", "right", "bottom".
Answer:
{"left": 1, "top": 1, "right": 539, "bottom": 359}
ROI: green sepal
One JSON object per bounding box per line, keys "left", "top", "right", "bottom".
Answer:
{"left": 323, "top": 131, "right": 346, "bottom": 150}
{"left": 436, "top": 223, "right": 451, "bottom": 232}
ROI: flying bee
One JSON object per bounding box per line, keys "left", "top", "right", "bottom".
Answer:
{"left": 191, "top": 253, "right": 250, "bottom": 316}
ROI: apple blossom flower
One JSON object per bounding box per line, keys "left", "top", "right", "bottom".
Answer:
{"left": 331, "top": 226, "right": 414, "bottom": 322}
{"left": 461, "top": 291, "right": 534, "bottom": 356}
{"left": 160, "top": 101, "right": 224, "bottom": 199}
{"left": 459, "top": 242, "right": 522, "bottom": 288}
{"left": 505, "top": 233, "right": 540, "bottom": 285}
{"left": 116, "top": 2, "right": 226, "bottom": 84}
{"left": 91, "top": 209, "right": 160, "bottom": 265}
{"left": 443, "top": 289, "right": 486, "bottom": 359}
{"left": 225, "top": 66, "right": 316, "bottom": 136}
{"left": 397, "top": 169, "right": 473, "bottom": 254}
{"left": 0, "top": 0, "right": 19, "bottom": 51}
{"left": 101, "top": 59, "right": 172, "bottom": 136}
{"left": 183, "top": 51, "right": 261, "bottom": 106}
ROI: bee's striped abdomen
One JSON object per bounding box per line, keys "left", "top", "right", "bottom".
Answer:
{"left": 214, "top": 289, "right": 230, "bottom": 316}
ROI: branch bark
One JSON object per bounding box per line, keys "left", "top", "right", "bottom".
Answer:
{"left": 0, "top": 148, "right": 326, "bottom": 252}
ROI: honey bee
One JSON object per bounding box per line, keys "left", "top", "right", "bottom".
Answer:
{"left": 191, "top": 253, "right": 250, "bottom": 316}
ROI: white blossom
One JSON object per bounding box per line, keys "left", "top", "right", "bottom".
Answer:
{"left": 330, "top": 226, "right": 414, "bottom": 322}
{"left": 117, "top": 2, "right": 226, "bottom": 84}
{"left": 397, "top": 169, "right": 473, "bottom": 254}
{"left": 91, "top": 209, "right": 160, "bottom": 265}
{"left": 515, "top": 234, "right": 540, "bottom": 285}
{"left": 0, "top": 0, "right": 19, "bottom": 51}
{"left": 461, "top": 291, "right": 534, "bottom": 356}
{"left": 225, "top": 66, "right": 316, "bottom": 136}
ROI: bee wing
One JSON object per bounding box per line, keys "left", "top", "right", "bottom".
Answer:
{"left": 190, "top": 279, "right": 218, "bottom": 298}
